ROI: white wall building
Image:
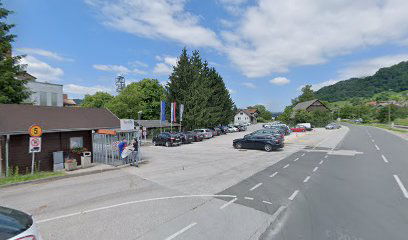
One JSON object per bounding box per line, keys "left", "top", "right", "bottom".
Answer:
{"left": 234, "top": 110, "right": 251, "bottom": 125}
{"left": 26, "top": 81, "right": 64, "bottom": 107}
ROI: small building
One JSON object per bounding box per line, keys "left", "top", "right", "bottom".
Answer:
{"left": 292, "top": 99, "right": 329, "bottom": 112}
{"left": 0, "top": 104, "right": 120, "bottom": 176}
{"left": 234, "top": 109, "right": 259, "bottom": 125}
{"left": 63, "top": 94, "right": 77, "bottom": 107}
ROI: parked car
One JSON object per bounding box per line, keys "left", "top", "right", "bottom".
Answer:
{"left": 269, "top": 124, "right": 291, "bottom": 135}
{"left": 186, "top": 131, "right": 204, "bottom": 142}
{"left": 177, "top": 132, "right": 194, "bottom": 144}
{"left": 209, "top": 127, "right": 222, "bottom": 136}
{"left": 325, "top": 123, "right": 341, "bottom": 129}
{"left": 0, "top": 206, "right": 43, "bottom": 240}
{"left": 227, "top": 126, "right": 239, "bottom": 132}
{"left": 291, "top": 125, "right": 306, "bottom": 132}
{"left": 219, "top": 125, "right": 229, "bottom": 134}
{"left": 194, "top": 129, "right": 213, "bottom": 138}
{"left": 298, "top": 123, "right": 313, "bottom": 131}
{"left": 233, "top": 135, "right": 282, "bottom": 152}
{"left": 235, "top": 125, "right": 247, "bottom": 131}
{"left": 246, "top": 128, "right": 284, "bottom": 141}
{"left": 152, "top": 132, "right": 182, "bottom": 146}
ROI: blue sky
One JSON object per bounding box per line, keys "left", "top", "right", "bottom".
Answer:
{"left": 6, "top": 0, "right": 408, "bottom": 111}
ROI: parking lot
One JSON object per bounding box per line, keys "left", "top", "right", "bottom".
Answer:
{"left": 0, "top": 124, "right": 349, "bottom": 240}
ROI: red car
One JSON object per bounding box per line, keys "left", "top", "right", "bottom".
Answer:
{"left": 291, "top": 125, "right": 306, "bottom": 132}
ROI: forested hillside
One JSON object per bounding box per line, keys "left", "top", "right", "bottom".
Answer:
{"left": 315, "top": 61, "right": 408, "bottom": 102}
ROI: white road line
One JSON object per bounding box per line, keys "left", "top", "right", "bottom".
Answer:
{"left": 288, "top": 190, "right": 299, "bottom": 201}
{"left": 165, "top": 222, "right": 197, "bottom": 240}
{"left": 324, "top": 155, "right": 328, "bottom": 159}
{"left": 375, "top": 144, "right": 380, "bottom": 151}
{"left": 381, "top": 155, "right": 389, "bottom": 163}
{"left": 301, "top": 153, "right": 305, "bottom": 157}
{"left": 269, "top": 172, "right": 278, "bottom": 178}
{"left": 313, "top": 167, "right": 319, "bottom": 172}
{"left": 250, "top": 183, "right": 263, "bottom": 191}
{"left": 219, "top": 198, "right": 237, "bottom": 210}
{"left": 303, "top": 176, "right": 311, "bottom": 183}
{"left": 393, "top": 175, "right": 408, "bottom": 199}
{"left": 262, "top": 200, "right": 273, "bottom": 205}
{"left": 244, "top": 197, "right": 254, "bottom": 200}
{"left": 36, "top": 194, "right": 236, "bottom": 223}
{"left": 283, "top": 164, "right": 290, "bottom": 169}
{"left": 294, "top": 158, "right": 299, "bottom": 162}
{"left": 319, "top": 160, "right": 324, "bottom": 165}
{"left": 371, "top": 139, "right": 375, "bottom": 143}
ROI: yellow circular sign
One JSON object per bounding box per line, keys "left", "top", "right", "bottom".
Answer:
{"left": 29, "top": 125, "right": 43, "bottom": 137}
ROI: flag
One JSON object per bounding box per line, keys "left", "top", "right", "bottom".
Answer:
{"left": 170, "top": 102, "right": 174, "bottom": 123}
{"left": 160, "top": 101, "right": 166, "bottom": 121}
{"left": 180, "top": 104, "right": 184, "bottom": 122}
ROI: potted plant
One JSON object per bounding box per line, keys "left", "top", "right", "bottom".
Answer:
{"left": 70, "top": 147, "right": 88, "bottom": 165}
{"left": 65, "top": 159, "right": 77, "bottom": 171}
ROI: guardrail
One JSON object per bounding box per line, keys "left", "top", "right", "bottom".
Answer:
{"left": 394, "top": 125, "right": 408, "bottom": 130}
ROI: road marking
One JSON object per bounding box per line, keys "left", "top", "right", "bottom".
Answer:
{"left": 250, "top": 183, "right": 263, "bottom": 191}
{"left": 313, "top": 167, "right": 319, "bottom": 172}
{"left": 301, "top": 153, "right": 305, "bottom": 157}
{"left": 36, "top": 194, "right": 236, "bottom": 223}
{"left": 393, "top": 175, "right": 408, "bottom": 199}
{"left": 381, "top": 155, "right": 389, "bottom": 163}
{"left": 283, "top": 164, "right": 290, "bottom": 169}
{"left": 288, "top": 190, "right": 299, "bottom": 201}
{"left": 294, "top": 157, "right": 299, "bottom": 162}
{"left": 324, "top": 155, "right": 328, "bottom": 159}
{"left": 220, "top": 198, "right": 237, "bottom": 209}
{"left": 303, "top": 176, "right": 311, "bottom": 183}
{"left": 244, "top": 197, "right": 254, "bottom": 200}
{"left": 165, "top": 222, "right": 197, "bottom": 240}
{"left": 319, "top": 160, "right": 324, "bottom": 165}
{"left": 269, "top": 172, "right": 278, "bottom": 178}
{"left": 262, "top": 200, "right": 273, "bottom": 205}
{"left": 375, "top": 144, "right": 380, "bottom": 150}
{"left": 371, "top": 139, "right": 375, "bottom": 143}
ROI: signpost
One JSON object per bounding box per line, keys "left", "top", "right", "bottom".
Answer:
{"left": 28, "top": 125, "right": 43, "bottom": 174}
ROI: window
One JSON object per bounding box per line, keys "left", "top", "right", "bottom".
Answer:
{"left": 51, "top": 93, "right": 58, "bottom": 106}
{"left": 238, "top": 117, "right": 240, "bottom": 120}
{"left": 240, "top": 112, "right": 243, "bottom": 115}
{"left": 70, "top": 137, "right": 83, "bottom": 149}
{"left": 40, "top": 92, "right": 47, "bottom": 106}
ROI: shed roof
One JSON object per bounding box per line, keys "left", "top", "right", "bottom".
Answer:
{"left": 137, "top": 120, "right": 180, "bottom": 128}
{"left": 292, "top": 99, "right": 327, "bottom": 111}
{"left": 0, "top": 104, "right": 120, "bottom": 135}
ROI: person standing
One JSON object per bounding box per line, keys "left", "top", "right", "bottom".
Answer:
{"left": 131, "top": 138, "right": 140, "bottom": 167}
{"left": 118, "top": 138, "right": 128, "bottom": 163}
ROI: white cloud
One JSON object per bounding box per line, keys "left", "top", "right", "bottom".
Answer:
{"left": 242, "top": 82, "right": 256, "bottom": 89}
{"left": 223, "top": 0, "right": 408, "bottom": 78}
{"left": 153, "top": 63, "right": 173, "bottom": 75}
{"left": 64, "top": 84, "right": 113, "bottom": 95}
{"left": 219, "top": 0, "right": 248, "bottom": 15}
{"left": 17, "top": 48, "right": 73, "bottom": 62}
{"left": 93, "top": 64, "right": 146, "bottom": 74}
{"left": 20, "top": 55, "right": 64, "bottom": 82}
{"left": 228, "top": 88, "right": 236, "bottom": 94}
{"left": 129, "top": 60, "right": 148, "bottom": 68}
{"left": 269, "top": 77, "right": 290, "bottom": 86}
{"left": 312, "top": 54, "right": 408, "bottom": 90}
{"left": 86, "top": 0, "right": 221, "bottom": 48}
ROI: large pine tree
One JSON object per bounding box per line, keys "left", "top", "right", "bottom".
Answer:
{"left": 0, "top": 2, "right": 30, "bottom": 104}
{"left": 166, "top": 49, "right": 234, "bottom": 129}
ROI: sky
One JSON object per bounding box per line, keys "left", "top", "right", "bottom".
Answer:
{"left": 5, "top": 0, "right": 408, "bottom": 111}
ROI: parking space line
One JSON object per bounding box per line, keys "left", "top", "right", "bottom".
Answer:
{"left": 393, "top": 175, "right": 408, "bottom": 199}
{"left": 269, "top": 172, "right": 278, "bottom": 178}
{"left": 301, "top": 153, "right": 305, "bottom": 157}
{"left": 283, "top": 164, "right": 290, "bottom": 169}
{"left": 324, "top": 155, "right": 328, "bottom": 159}
{"left": 375, "top": 144, "right": 380, "bottom": 150}
{"left": 250, "top": 183, "right": 263, "bottom": 191}
{"left": 313, "top": 167, "right": 319, "bottom": 172}
{"left": 288, "top": 190, "right": 299, "bottom": 201}
{"left": 244, "top": 197, "right": 254, "bottom": 200}
{"left": 371, "top": 139, "right": 375, "bottom": 143}
{"left": 294, "top": 157, "right": 299, "bottom": 162}
{"left": 165, "top": 222, "right": 197, "bottom": 240}
{"left": 220, "top": 198, "right": 237, "bottom": 210}
{"left": 319, "top": 160, "right": 324, "bottom": 165}
{"left": 381, "top": 155, "right": 389, "bottom": 163}
{"left": 262, "top": 200, "right": 273, "bottom": 205}
{"left": 303, "top": 176, "right": 311, "bottom": 183}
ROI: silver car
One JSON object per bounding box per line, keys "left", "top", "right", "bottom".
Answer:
{"left": 0, "top": 206, "right": 42, "bottom": 240}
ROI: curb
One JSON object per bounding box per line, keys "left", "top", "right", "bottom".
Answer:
{"left": 0, "top": 166, "right": 123, "bottom": 189}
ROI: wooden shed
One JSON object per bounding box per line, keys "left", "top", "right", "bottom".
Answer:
{"left": 0, "top": 104, "right": 120, "bottom": 176}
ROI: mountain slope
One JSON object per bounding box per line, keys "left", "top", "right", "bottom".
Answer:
{"left": 315, "top": 61, "right": 408, "bottom": 102}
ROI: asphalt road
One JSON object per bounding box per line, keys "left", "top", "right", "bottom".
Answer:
{"left": 221, "top": 123, "right": 408, "bottom": 240}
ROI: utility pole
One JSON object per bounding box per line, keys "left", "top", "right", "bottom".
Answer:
{"left": 115, "top": 75, "right": 126, "bottom": 93}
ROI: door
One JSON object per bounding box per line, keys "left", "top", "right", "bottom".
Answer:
{"left": 252, "top": 136, "right": 266, "bottom": 150}
{"left": 242, "top": 136, "right": 257, "bottom": 149}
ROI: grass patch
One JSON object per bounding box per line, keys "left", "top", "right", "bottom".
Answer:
{"left": 341, "top": 120, "right": 408, "bottom": 133}
{"left": 395, "top": 118, "right": 408, "bottom": 126}
{"left": 0, "top": 171, "right": 66, "bottom": 186}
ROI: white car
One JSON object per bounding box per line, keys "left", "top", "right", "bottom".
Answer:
{"left": 0, "top": 206, "right": 42, "bottom": 240}
{"left": 228, "top": 126, "right": 239, "bottom": 132}
{"left": 193, "top": 129, "right": 213, "bottom": 138}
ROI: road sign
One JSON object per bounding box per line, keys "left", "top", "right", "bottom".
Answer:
{"left": 29, "top": 137, "right": 41, "bottom": 153}
{"left": 29, "top": 125, "right": 43, "bottom": 137}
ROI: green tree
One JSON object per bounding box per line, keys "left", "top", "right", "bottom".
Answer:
{"left": 292, "top": 85, "right": 315, "bottom": 105}
{"left": 81, "top": 92, "right": 113, "bottom": 108}
{"left": 376, "top": 105, "right": 399, "bottom": 123}
{"left": 0, "top": 3, "right": 30, "bottom": 103}
{"left": 248, "top": 104, "right": 272, "bottom": 121}
{"left": 107, "top": 78, "right": 165, "bottom": 120}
